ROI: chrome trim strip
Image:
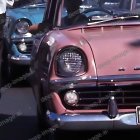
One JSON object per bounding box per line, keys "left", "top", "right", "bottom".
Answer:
{"left": 9, "top": 55, "right": 31, "bottom": 65}
{"left": 134, "top": 67, "right": 140, "bottom": 70}
{"left": 50, "top": 74, "right": 140, "bottom": 86}
{"left": 11, "top": 37, "right": 34, "bottom": 42}
{"left": 50, "top": 76, "right": 97, "bottom": 84}
{"left": 98, "top": 74, "right": 140, "bottom": 82}
{"left": 49, "top": 76, "right": 97, "bottom": 91}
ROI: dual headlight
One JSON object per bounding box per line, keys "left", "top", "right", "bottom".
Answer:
{"left": 56, "top": 47, "right": 87, "bottom": 77}
{"left": 15, "top": 18, "right": 32, "bottom": 34}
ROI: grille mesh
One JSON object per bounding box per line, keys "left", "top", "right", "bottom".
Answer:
{"left": 15, "top": 41, "right": 33, "bottom": 54}
{"left": 59, "top": 86, "right": 140, "bottom": 110}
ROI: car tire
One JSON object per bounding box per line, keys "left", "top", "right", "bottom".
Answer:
{"left": 37, "top": 107, "right": 57, "bottom": 140}
{"left": 35, "top": 83, "right": 57, "bottom": 140}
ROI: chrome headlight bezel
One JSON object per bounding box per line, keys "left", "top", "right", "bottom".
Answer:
{"left": 64, "top": 90, "right": 79, "bottom": 106}
{"left": 15, "top": 18, "right": 32, "bottom": 34}
{"left": 55, "top": 46, "right": 88, "bottom": 77}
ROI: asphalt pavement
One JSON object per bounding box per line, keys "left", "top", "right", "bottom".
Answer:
{"left": 0, "top": 82, "right": 140, "bottom": 140}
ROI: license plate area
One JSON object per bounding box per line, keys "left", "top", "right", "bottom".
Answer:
{"left": 136, "top": 106, "right": 140, "bottom": 125}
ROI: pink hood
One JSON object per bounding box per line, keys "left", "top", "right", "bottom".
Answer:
{"left": 83, "top": 25, "right": 140, "bottom": 77}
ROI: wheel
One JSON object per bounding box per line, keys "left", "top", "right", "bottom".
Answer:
{"left": 37, "top": 107, "right": 56, "bottom": 140}
{"left": 34, "top": 82, "right": 57, "bottom": 140}
{"left": 37, "top": 100, "right": 47, "bottom": 130}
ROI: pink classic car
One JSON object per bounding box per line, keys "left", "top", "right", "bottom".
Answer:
{"left": 29, "top": 0, "right": 140, "bottom": 139}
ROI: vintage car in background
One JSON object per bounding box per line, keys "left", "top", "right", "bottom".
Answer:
{"left": 29, "top": 0, "right": 140, "bottom": 139}
{"left": 2, "top": 0, "right": 46, "bottom": 82}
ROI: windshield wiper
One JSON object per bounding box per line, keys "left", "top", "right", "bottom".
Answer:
{"left": 87, "top": 15, "right": 140, "bottom": 26}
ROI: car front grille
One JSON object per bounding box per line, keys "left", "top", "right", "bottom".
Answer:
{"left": 60, "top": 86, "right": 140, "bottom": 110}
{"left": 14, "top": 41, "right": 33, "bottom": 54}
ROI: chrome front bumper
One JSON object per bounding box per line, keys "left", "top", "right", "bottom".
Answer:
{"left": 9, "top": 55, "right": 31, "bottom": 65}
{"left": 46, "top": 112, "right": 140, "bottom": 130}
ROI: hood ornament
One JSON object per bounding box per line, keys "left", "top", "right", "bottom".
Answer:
{"left": 134, "top": 67, "right": 140, "bottom": 70}
{"left": 118, "top": 67, "right": 125, "bottom": 71}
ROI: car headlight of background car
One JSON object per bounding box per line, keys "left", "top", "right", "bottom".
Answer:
{"left": 56, "top": 47, "right": 87, "bottom": 77}
{"left": 15, "top": 18, "right": 32, "bottom": 34}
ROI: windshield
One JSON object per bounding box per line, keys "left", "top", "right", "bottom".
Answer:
{"left": 61, "top": 0, "right": 140, "bottom": 27}
{"left": 11, "top": 0, "right": 47, "bottom": 8}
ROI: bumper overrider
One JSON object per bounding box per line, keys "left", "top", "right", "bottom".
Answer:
{"left": 45, "top": 76, "right": 140, "bottom": 130}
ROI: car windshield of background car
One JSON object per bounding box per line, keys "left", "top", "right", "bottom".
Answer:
{"left": 61, "top": 0, "right": 140, "bottom": 27}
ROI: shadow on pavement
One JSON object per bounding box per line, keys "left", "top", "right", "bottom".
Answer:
{"left": 0, "top": 114, "right": 39, "bottom": 140}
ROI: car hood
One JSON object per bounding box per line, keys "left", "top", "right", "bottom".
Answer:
{"left": 82, "top": 25, "right": 140, "bottom": 77}
{"left": 7, "top": 5, "right": 45, "bottom": 23}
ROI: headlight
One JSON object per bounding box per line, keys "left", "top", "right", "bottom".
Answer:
{"left": 15, "top": 18, "right": 32, "bottom": 34}
{"left": 56, "top": 47, "right": 87, "bottom": 77}
{"left": 64, "top": 90, "right": 79, "bottom": 106}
